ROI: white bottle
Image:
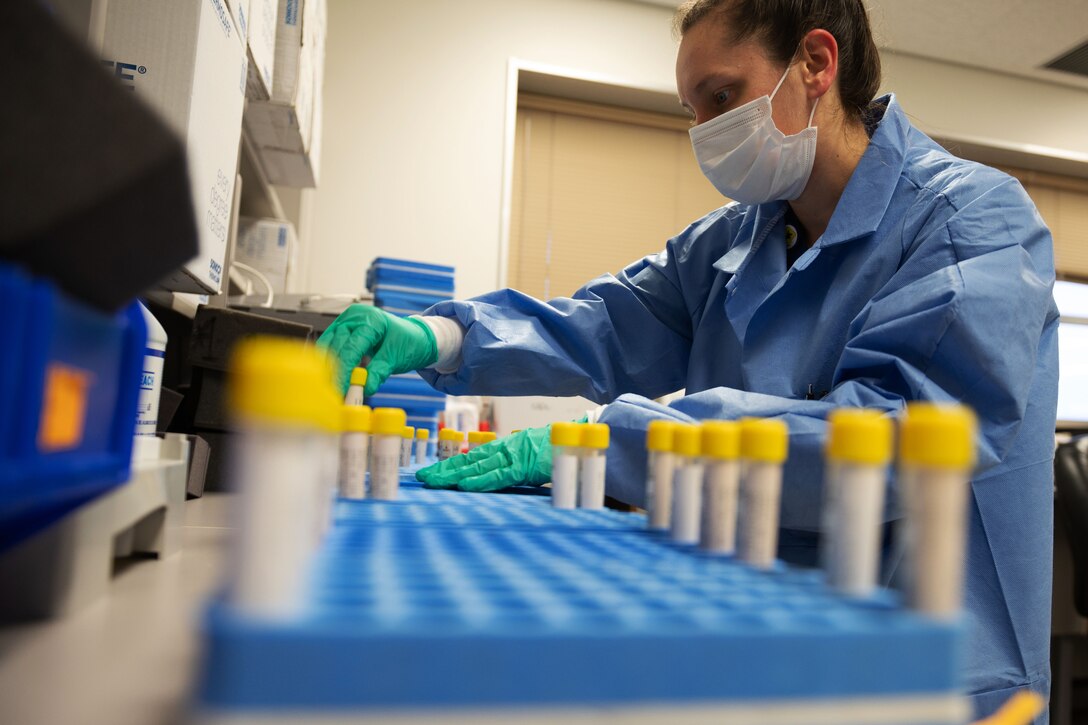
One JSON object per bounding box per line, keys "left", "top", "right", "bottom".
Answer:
{"left": 414, "top": 428, "right": 430, "bottom": 464}
{"left": 370, "top": 408, "right": 407, "bottom": 500}
{"left": 550, "top": 422, "right": 581, "bottom": 509}
{"left": 345, "top": 367, "right": 367, "bottom": 406}
{"left": 338, "top": 405, "right": 371, "bottom": 500}
{"left": 133, "top": 302, "right": 167, "bottom": 461}
{"left": 821, "top": 409, "right": 892, "bottom": 598}
{"left": 578, "top": 424, "right": 609, "bottom": 509}
{"left": 227, "top": 337, "right": 340, "bottom": 619}
{"left": 736, "top": 418, "right": 788, "bottom": 570}
{"left": 670, "top": 424, "right": 704, "bottom": 544}
{"left": 699, "top": 421, "right": 741, "bottom": 553}
{"left": 437, "top": 429, "right": 464, "bottom": 461}
{"left": 898, "top": 403, "right": 976, "bottom": 619}
{"left": 645, "top": 420, "right": 677, "bottom": 530}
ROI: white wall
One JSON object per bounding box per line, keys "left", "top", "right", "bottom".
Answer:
{"left": 305, "top": 0, "right": 679, "bottom": 299}
{"left": 305, "top": 0, "right": 1088, "bottom": 299}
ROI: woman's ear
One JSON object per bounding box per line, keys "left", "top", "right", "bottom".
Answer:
{"left": 801, "top": 29, "right": 839, "bottom": 99}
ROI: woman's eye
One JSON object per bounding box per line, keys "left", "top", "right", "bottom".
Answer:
{"left": 713, "top": 89, "right": 730, "bottom": 104}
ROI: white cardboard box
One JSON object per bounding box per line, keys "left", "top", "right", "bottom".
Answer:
{"left": 244, "top": 0, "right": 325, "bottom": 187}
{"left": 245, "top": 0, "right": 277, "bottom": 100}
{"left": 101, "top": 0, "right": 247, "bottom": 294}
{"left": 234, "top": 217, "right": 298, "bottom": 294}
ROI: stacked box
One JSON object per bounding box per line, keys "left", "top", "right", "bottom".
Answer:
{"left": 244, "top": 0, "right": 326, "bottom": 187}
{"left": 100, "top": 0, "right": 247, "bottom": 294}
{"left": 234, "top": 217, "right": 298, "bottom": 295}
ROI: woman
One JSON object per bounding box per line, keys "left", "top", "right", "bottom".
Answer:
{"left": 320, "top": 0, "right": 1057, "bottom": 718}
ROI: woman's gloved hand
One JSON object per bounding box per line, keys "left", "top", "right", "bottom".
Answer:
{"left": 316, "top": 305, "right": 438, "bottom": 396}
{"left": 417, "top": 425, "right": 553, "bottom": 492}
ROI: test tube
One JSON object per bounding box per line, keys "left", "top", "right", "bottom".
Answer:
{"left": 414, "top": 428, "right": 430, "bottom": 464}
{"left": 821, "top": 409, "right": 893, "bottom": 598}
{"left": 898, "top": 403, "right": 976, "bottom": 619}
{"left": 550, "top": 422, "right": 581, "bottom": 509}
{"left": 400, "top": 426, "right": 415, "bottom": 467}
{"left": 645, "top": 420, "right": 677, "bottom": 530}
{"left": 227, "top": 337, "right": 339, "bottom": 619}
{"left": 670, "top": 424, "right": 704, "bottom": 544}
{"left": 338, "top": 405, "right": 371, "bottom": 500}
{"left": 345, "top": 367, "right": 367, "bottom": 406}
{"left": 467, "top": 431, "right": 484, "bottom": 451}
{"left": 700, "top": 420, "right": 741, "bottom": 553}
{"left": 370, "top": 408, "right": 406, "bottom": 500}
{"left": 437, "top": 429, "right": 463, "bottom": 460}
{"left": 736, "top": 418, "right": 788, "bottom": 569}
{"left": 578, "top": 423, "right": 610, "bottom": 509}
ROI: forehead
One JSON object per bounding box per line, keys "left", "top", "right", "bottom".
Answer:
{"left": 676, "top": 19, "right": 770, "bottom": 88}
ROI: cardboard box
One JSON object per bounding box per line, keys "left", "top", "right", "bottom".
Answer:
{"left": 245, "top": 0, "right": 277, "bottom": 100}
{"left": 101, "top": 0, "right": 247, "bottom": 294}
{"left": 234, "top": 217, "right": 297, "bottom": 294}
{"left": 244, "top": 0, "right": 324, "bottom": 187}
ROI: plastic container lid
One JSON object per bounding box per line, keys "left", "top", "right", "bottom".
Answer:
{"left": 467, "top": 431, "right": 485, "bottom": 444}
{"left": 402, "top": 426, "right": 416, "bottom": 439}
{"left": 416, "top": 428, "right": 430, "bottom": 440}
{"left": 550, "top": 422, "right": 580, "bottom": 447}
{"left": 740, "top": 418, "right": 788, "bottom": 463}
{"left": 581, "top": 423, "right": 610, "bottom": 450}
{"left": 701, "top": 420, "right": 740, "bottom": 460}
{"left": 672, "top": 423, "right": 702, "bottom": 457}
{"left": 899, "top": 403, "right": 977, "bottom": 469}
{"left": 342, "top": 405, "right": 372, "bottom": 433}
{"left": 439, "top": 429, "right": 464, "bottom": 442}
{"left": 372, "top": 408, "right": 408, "bottom": 436}
{"left": 350, "top": 368, "right": 368, "bottom": 387}
{"left": 229, "top": 337, "right": 339, "bottom": 431}
{"left": 479, "top": 431, "right": 497, "bottom": 444}
{"left": 646, "top": 420, "right": 677, "bottom": 453}
{"left": 826, "top": 409, "right": 892, "bottom": 465}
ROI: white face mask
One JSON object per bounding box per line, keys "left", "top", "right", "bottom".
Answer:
{"left": 689, "top": 63, "right": 819, "bottom": 204}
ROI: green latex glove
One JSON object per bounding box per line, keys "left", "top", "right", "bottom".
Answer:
{"left": 417, "top": 425, "right": 553, "bottom": 492}
{"left": 316, "top": 304, "right": 438, "bottom": 396}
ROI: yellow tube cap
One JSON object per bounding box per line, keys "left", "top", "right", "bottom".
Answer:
{"left": 341, "top": 405, "right": 372, "bottom": 433}
{"left": 229, "top": 337, "right": 339, "bottom": 431}
{"left": 826, "top": 409, "right": 893, "bottom": 465}
{"left": 467, "top": 431, "right": 484, "bottom": 444}
{"left": 701, "top": 420, "right": 740, "bottom": 460}
{"left": 416, "top": 428, "right": 430, "bottom": 440}
{"left": 646, "top": 420, "right": 677, "bottom": 452}
{"left": 372, "top": 408, "right": 407, "bottom": 436}
{"left": 672, "top": 423, "right": 702, "bottom": 457}
{"left": 741, "top": 418, "right": 788, "bottom": 463}
{"left": 402, "top": 426, "right": 415, "bottom": 439}
{"left": 899, "top": 403, "right": 977, "bottom": 469}
{"left": 551, "top": 421, "right": 581, "bottom": 447}
{"left": 580, "top": 423, "right": 610, "bottom": 450}
{"left": 480, "top": 431, "right": 497, "bottom": 443}
{"left": 439, "top": 428, "right": 464, "bottom": 442}
{"left": 349, "top": 368, "right": 368, "bottom": 388}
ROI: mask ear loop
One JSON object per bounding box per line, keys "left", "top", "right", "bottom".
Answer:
{"left": 770, "top": 61, "right": 821, "bottom": 130}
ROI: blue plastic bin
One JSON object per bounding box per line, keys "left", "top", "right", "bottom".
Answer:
{"left": 0, "top": 264, "right": 146, "bottom": 551}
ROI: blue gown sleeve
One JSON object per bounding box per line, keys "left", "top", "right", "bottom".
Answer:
{"left": 419, "top": 208, "right": 736, "bottom": 403}
{"left": 601, "top": 178, "right": 1057, "bottom": 530}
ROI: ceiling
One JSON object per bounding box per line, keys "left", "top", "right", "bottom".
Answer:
{"left": 634, "top": 0, "right": 1088, "bottom": 92}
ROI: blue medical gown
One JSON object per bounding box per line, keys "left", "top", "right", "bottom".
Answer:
{"left": 420, "top": 95, "right": 1058, "bottom": 718}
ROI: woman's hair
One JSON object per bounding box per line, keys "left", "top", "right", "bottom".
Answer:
{"left": 674, "top": 0, "right": 882, "bottom": 124}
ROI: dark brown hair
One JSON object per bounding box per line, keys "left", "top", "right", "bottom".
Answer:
{"left": 674, "top": 0, "right": 882, "bottom": 124}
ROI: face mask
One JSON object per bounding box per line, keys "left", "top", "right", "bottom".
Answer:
{"left": 689, "top": 63, "right": 819, "bottom": 204}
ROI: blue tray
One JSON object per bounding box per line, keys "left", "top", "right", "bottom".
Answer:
{"left": 0, "top": 264, "right": 146, "bottom": 551}
{"left": 196, "top": 469, "right": 962, "bottom": 713}
{"left": 367, "top": 257, "right": 455, "bottom": 295}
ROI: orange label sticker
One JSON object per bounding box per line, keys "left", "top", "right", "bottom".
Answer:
{"left": 38, "top": 363, "right": 92, "bottom": 452}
